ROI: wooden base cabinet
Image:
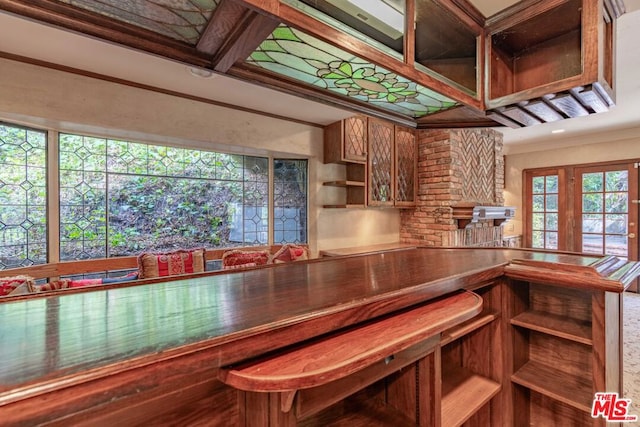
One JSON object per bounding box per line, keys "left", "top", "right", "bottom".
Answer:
{"left": 225, "top": 282, "right": 506, "bottom": 427}
{"left": 440, "top": 282, "right": 504, "bottom": 427}
{"left": 505, "top": 280, "right": 622, "bottom": 426}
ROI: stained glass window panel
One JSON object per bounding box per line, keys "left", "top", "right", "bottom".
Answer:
{"left": 247, "top": 25, "right": 459, "bottom": 119}
{"left": 58, "top": 0, "right": 221, "bottom": 44}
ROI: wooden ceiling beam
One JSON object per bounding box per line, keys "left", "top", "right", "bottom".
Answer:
{"left": 197, "top": 0, "right": 249, "bottom": 55}
{"left": 210, "top": 9, "right": 279, "bottom": 73}
{"left": 0, "top": 0, "right": 210, "bottom": 67}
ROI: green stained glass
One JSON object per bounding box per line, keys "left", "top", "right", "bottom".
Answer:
{"left": 58, "top": 0, "right": 220, "bottom": 44}
{"left": 247, "top": 25, "right": 459, "bottom": 118}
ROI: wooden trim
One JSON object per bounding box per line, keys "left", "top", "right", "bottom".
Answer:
{"left": 0, "top": 0, "right": 210, "bottom": 67}
{"left": 0, "top": 52, "right": 323, "bottom": 129}
{"left": 404, "top": 0, "right": 416, "bottom": 66}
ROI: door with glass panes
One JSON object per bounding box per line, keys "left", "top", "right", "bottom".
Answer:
{"left": 575, "top": 163, "right": 638, "bottom": 291}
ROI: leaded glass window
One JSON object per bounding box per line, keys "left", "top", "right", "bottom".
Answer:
{"left": 274, "top": 159, "right": 307, "bottom": 244}
{"left": 0, "top": 123, "right": 47, "bottom": 268}
{"left": 59, "top": 133, "right": 270, "bottom": 260}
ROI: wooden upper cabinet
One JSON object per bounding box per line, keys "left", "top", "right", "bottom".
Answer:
{"left": 368, "top": 118, "right": 395, "bottom": 207}
{"left": 367, "top": 119, "right": 417, "bottom": 208}
{"left": 323, "top": 116, "right": 367, "bottom": 164}
{"left": 486, "top": 0, "right": 617, "bottom": 128}
{"left": 394, "top": 126, "right": 417, "bottom": 207}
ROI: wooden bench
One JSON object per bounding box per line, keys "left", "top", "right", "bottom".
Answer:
{"left": 0, "top": 244, "right": 309, "bottom": 298}
{"left": 218, "top": 290, "right": 483, "bottom": 426}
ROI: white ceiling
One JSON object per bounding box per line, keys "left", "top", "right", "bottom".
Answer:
{"left": 0, "top": 1, "right": 639, "bottom": 149}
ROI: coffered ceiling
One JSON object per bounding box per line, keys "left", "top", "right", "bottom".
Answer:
{"left": 0, "top": 0, "right": 638, "bottom": 148}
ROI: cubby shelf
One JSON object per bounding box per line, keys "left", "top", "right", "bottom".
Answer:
{"left": 323, "top": 180, "right": 366, "bottom": 187}
{"left": 441, "top": 365, "right": 501, "bottom": 427}
{"left": 511, "top": 361, "right": 593, "bottom": 413}
{"left": 299, "top": 396, "right": 415, "bottom": 427}
{"left": 511, "top": 310, "right": 592, "bottom": 345}
{"left": 322, "top": 204, "right": 365, "bottom": 209}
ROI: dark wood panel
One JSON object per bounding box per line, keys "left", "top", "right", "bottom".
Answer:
{"left": 218, "top": 293, "right": 479, "bottom": 391}
{"left": 0, "top": 248, "right": 637, "bottom": 425}
{"left": 0, "top": 249, "right": 512, "bottom": 396}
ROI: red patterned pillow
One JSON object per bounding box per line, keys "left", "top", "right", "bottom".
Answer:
{"left": 38, "top": 279, "right": 72, "bottom": 292}
{"left": 137, "top": 248, "right": 206, "bottom": 279}
{"left": 222, "top": 249, "right": 270, "bottom": 270}
{"left": 0, "top": 275, "right": 35, "bottom": 296}
{"left": 272, "top": 244, "right": 309, "bottom": 264}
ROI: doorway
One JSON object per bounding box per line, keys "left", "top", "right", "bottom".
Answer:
{"left": 575, "top": 163, "right": 638, "bottom": 291}
{"left": 525, "top": 160, "right": 639, "bottom": 292}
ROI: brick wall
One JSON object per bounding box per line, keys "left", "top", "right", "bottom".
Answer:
{"left": 400, "top": 128, "right": 504, "bottom": 246}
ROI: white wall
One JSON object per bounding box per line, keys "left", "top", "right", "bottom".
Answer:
{"left": 0, "top": 57, "right": 401, "bottom": 256}
{"left": 504, "top": 128, "right": 640, "bottom": 238}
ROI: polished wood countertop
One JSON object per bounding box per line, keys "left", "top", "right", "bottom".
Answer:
{"left": 0, "top": 247, "right": 636, "bottom": 410}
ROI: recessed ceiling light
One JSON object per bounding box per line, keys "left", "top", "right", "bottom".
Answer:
{"left": 551, "top": 129, "right": 565, "bottom": 134}
{"left": 187, "top": 67, "right": 215, "bottom": 79}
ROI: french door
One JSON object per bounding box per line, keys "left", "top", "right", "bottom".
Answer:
{"left": 574, "top": 163, "right": 638, "bottom": 291}
{"left": 525, "top": 161, "right": 639, "bottom": 292}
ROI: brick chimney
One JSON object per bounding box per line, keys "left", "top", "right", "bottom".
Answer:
{"left": 400, "top": 128, "right": 505, "bottom": 247}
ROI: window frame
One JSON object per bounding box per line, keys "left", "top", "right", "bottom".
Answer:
{"left": 0, "top": 121, "right": 309, "bottom": 268}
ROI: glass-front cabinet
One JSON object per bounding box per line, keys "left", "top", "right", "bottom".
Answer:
{"left": 281, "top": 0, "right": 481, "bottom": 100}
{"left": 414, "top": 0, "right": 479, "bottom": 96}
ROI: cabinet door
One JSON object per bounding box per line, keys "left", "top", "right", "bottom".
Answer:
{"left": 368, "top": 118, "right": 394, "bottom": 207}
{"left": 343, "top": 116, "right": 367, "bottom": 163}
{"left": 394, "top": 127, "right": 417, "bottom": 207}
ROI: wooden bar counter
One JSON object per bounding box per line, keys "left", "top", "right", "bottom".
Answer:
{"left": 0, "top": 248, "right": 638, "bottom": 426}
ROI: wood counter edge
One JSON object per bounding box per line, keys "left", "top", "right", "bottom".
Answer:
{"left": 504, "top": 255, "right": 640, "bottom": 292}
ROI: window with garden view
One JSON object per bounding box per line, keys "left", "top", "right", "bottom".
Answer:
{"left": 0, "top": 122, "right": 307, "bottom": 269}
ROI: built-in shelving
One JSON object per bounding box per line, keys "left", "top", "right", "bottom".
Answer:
{"left": 440, "top": 280, "right": 503, "bottom": 426}
{"left": 299, "top": 394, "right": 415, "bottom": 427}
{"left": 511, "top": 360, "right": 592, "bottom": 412}
{"left": 323, "top": 181, "right": 365, "bottom": 187}
{"left": 322, "top": 204, "right": 366, "bottom": 209}
{"left": 511, "top": 310, "right": 592, "bottom": 345}
{"left": 441, "top": 365, "right": 501, "bottom": 427}
{"left": 505, "top": 278, "right": 605, "bottom": 425}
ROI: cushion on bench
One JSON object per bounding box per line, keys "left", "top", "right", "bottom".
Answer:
{"left": 38, "top": 279, "right": 72, "bottom": 292}
{"left": 0, "top": 275, "right": 36, "bottom": 296}
{"left": 222, "top": 249, "right": 270, "bottom": 270}
{"left": 271, "top": 244, "right": 309, "bottom": 264}
{"left": 137, "top": 248, "right": 206, "bottom": 279}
